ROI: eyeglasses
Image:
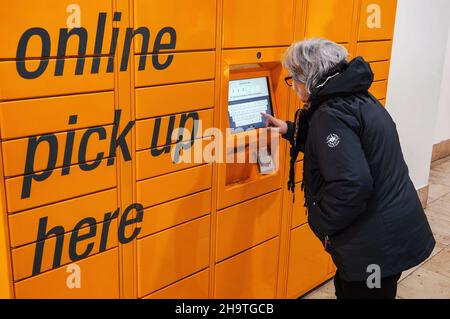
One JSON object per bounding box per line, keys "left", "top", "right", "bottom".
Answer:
{"left": 285, "top": 76, "right": 293, "bottom": 87}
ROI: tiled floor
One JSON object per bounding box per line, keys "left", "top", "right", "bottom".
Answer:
{"left": 303, "top": 156, "right": 450, "bottom": 299}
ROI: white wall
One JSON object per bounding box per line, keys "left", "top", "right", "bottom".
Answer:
{"left": 387, "top": 0, "right": 450, "bottom": 189}
{"left": 434, "top": 28, "right": 450, "bottom": 144}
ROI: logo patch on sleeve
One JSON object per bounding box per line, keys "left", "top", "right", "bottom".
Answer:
{"left": 326, "top": 134, "right": 340, "bottom": 148}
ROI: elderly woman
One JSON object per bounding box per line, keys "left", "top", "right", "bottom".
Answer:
{"left": 262, "top": 38, "right": 435, "bottom": 299}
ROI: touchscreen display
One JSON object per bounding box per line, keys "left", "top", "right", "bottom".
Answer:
{"left": 228, "top": 76, "right": 274, "bottom": 133}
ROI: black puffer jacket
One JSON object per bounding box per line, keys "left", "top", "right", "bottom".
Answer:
{"left": 284, "top": 57, "right": 435, "bottom": 282}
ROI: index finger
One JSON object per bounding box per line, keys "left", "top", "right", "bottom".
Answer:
{"left": 261, "top": 112, "right": 273, "bottom": 120}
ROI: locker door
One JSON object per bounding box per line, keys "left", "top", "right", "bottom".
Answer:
{"left": 305, "top": 0, "right": 355, "bottom": 43}
{"left": 223, "top": 0, "right": 295, "bottom": 48}
{"left": 287, "top": 224, "right": 330, "bottom": 298}
{"left": 358, "top": 0, "right": 397, "bottom": 41}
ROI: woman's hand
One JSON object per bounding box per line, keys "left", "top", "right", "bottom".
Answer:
{"left": 261, "top": 112, "right": 288, "bottom": 135}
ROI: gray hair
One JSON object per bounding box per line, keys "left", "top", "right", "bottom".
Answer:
{"left": 283, "top": 38, "right": 348, "bottom": 94}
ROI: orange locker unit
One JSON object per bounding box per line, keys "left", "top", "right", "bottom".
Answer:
{"left": 0, "top": 0, "right": 397, "bottom": 299}
{"left": 214, "top": 50, "right": 289, "bottom": 299}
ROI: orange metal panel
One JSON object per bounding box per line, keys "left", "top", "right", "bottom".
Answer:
{"left": 223, "top": 0, "right": 294, "bottom": 48}
{"left": 136, "top": 164, "right": 212, "bottom": 208}
{"left": 369, "top": 80, "right": 388, "bottom": 100}
{"left": 214, "top": 238, "right": 279, "bottom": 299}
{"left": 287, "top": 224, "right": 330, "bottom": 298}
{"left": 379, "top": 99, "right": 386, "bottom": 107}
{"left": 358, "top": 0, "right": 397, "bottom": 41}
{"left": 112, "top": 0, "right": 136, "bottom": 299}
{"left": 340, "top": 43, "right": 354, "bottom": 62}
{"left": 370, "top": 60, "right": 390, "bottom": 81}
{"left": 14, "top": 248, "right": 120, "bottom": 299}
{"left": 293, "top": 0, "right": 306, "bottom": 42}
{"left": 356, "top": 41, "right": 392, "bottom": 62}
{"left": 2, "top": 126, "right": 113, "bottom": 177}
{"left": 222, "top": 47, "right": 292, "bottom": 66}
{"left": 11, "top": 219, "right": 118, "bottom": 281}
{"left": 135, "top": 81, "right": 215, "bottom": 120}
{"left": 137, "top": 216, "right": 210, "bottom": 297}
{"left": 138, "top": 190, "right": 211, "bottom": 238}
{"left": 292, "top": 187, "right": 307, "bottom": 229}
{"left": 8, "top": 189, "right": 118, "bottom": 248}
{"left": 135, "top": 109, "right": 214, "bottom": 151}
{"left": 144, "top": 269, "right": 210, "bottom": 299}
{"left": 0, "top": 0, "right": 113, "bottom": 59}
{"left": 134, "top": 51, "right": 215, "bottom": 87}
{"left": 0, "top": 115, "right": 13, "bottom": 298}
{"left": 0, "top": 92, "right": 114, "bottom": 140}
{"left": 5, "top": 159, "right": 116, "bottom": 213}
{"left": 217, "top": 55, "right": 288, "bottom": 210}
{"left": 216, "top": 191, "right": 282, "bottom": 262}
{"left": 136, "top": 138, "right": 210, "bottom": 181}
{"left": 305, "top": 0, "right": 355, "bottom": 43}
{"left": 0, "top": 58, "right": 114, "bottom": 100}
{"left": 133, "top": 0, "right": 216, "bottom": 52}
{"left": 217, "top": 171, "right": 283, "bottom": 211}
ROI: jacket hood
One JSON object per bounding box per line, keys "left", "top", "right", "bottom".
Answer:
{"left": 310, "top": 57, "right": 374, "bottom": 102}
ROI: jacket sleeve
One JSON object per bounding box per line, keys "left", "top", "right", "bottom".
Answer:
{"left": 282, "top": 109, "right": 299, "bottom": 145}
{"left": 308, "top": 110, "right": 374, "bottom": 237}
{"left": 282, "top": 121, "right": 295, "bottom": 144}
